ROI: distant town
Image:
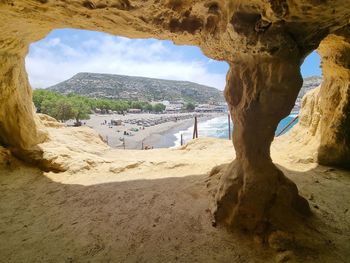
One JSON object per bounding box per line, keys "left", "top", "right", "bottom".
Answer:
{"left": 95, "top": 100, "right": 228, "bottom": 115}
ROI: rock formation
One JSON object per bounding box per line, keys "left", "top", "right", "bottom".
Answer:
{"left": 0, "top": 0, "right": 349, "bottom": 234}
{"left": 279, "top": 28, "right": 350, "bottom": 170}
{"left": 213, "top": 53, "right": 312, "bottom": 233}
{"left": 316, "top": 29, "right": 350, "bottom": 168}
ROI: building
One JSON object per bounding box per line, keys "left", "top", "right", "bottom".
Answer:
{"left": 195, "top": 103, "right": 228, "bottom": 112}
{"left": 165, "top": 104, "right": 183, "bottom": 113}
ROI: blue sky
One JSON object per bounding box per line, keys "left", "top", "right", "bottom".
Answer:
{"left": 26, "top": 29, "right": 321, "bottom": 90}
{"left": 301, "top": 51, "right": 322, "bottom": 77}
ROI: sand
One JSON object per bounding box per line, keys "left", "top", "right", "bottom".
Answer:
{"left": 68, "top": 112, "right": 223, "bottom": 149}
{"left": 0, "top": 121, "right": 349, "bottom": 262}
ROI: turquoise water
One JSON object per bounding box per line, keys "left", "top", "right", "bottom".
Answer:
{"left": 173, "top": 115, "right": 297, "bottom": 147}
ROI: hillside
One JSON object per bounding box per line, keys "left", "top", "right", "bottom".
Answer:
{"left": 292, "top": 76, "right": 322, "bottom": 114}
{"left": 299, "top": 76, "right": 323, "bottom": 97}
{"left": 47, "top": 73, "right": 225, "bottom": 104}
{"left": 47, "top": 73, "right": 322, "bottom": 111}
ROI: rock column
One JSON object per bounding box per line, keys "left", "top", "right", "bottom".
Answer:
{"left": 212, "top": 55, "right": 311, "bottom": 233}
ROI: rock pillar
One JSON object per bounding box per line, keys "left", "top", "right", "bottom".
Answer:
{"left": 212, "top": 55, "right": 311, "bottom": 233}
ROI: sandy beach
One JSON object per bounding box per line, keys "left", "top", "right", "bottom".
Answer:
{"left": 68, "top": 112, "right": 224, "bottom": 149}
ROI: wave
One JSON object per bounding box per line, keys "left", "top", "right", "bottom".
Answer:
{"left": 172, "top": 114, "right": 298, "bottom": 147}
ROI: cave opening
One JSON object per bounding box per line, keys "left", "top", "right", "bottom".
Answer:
{"left": 25, "top": 29, "right": 323, "bottom": 149}
{"left": 274, "top": 51, "right": 323, "bottom": 136}
{"left": 25, "top": 28, "right": 230, "bottom": 149}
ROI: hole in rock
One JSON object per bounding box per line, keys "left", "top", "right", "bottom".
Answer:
{"left": 275, "top": 50, "right": 322, "bottom": 136}
{"left": 26, "top": 29, "right": 230, "bottom": 149}
{"left": 25, "top": 29, "right": 323, "bottom": 147}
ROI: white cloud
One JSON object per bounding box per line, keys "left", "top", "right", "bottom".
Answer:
{"left": 46, "top": 37, "right": 60, "bottom": 47}
{"left": 25, "top": 33, "right": 227, "bottom": 90}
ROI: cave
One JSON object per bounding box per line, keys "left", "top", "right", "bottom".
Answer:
{"left": 0, "top": 0, "right": 349, "bottom": 252}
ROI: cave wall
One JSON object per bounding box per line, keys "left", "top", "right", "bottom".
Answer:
{"left": 317, "top": 30, "right": 350, "bottom": 168}
{"left": 285, "top": 28, "right": 350, "bottom": 168}
{"left": 0, "top": 37, "right": 47, "bottom": 149}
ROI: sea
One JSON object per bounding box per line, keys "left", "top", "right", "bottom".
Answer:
{"left": 173, "top": 114, "right": 298, "bottom": 147}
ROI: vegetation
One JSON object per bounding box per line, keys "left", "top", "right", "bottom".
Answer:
{"left": 32, "top": 89, "right": 166, "bottom": 122}
{"left": 185, "top": 102, "right": 196, "bottom": 111}
{"left": 153, "top": 103, "right": 166, "bottom": 112}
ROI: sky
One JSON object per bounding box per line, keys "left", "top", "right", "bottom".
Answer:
{"left": 26, "top": 29, "right": 322, "bottom": 91}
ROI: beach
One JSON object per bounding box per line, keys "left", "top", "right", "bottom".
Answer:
{"left": 66, "top": 112, "right": 298, "bottom": 150}
{"left": 69, "top": 112, "right": 224, "bottom": 149}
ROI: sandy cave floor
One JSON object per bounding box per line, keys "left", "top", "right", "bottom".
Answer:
{"left": 0, "top": 126, "right": 350, "bottom": 263}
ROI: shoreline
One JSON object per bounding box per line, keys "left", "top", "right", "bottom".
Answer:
{"left": 142, "top": 115, "right": 218, "bottom": 149}
{"left": 67, "top": 112, "right": 295, "bottom": 150}
{"left": 69, "top": 112, "right": 224, "bottom": 150}
{"left": 123, "top": 114, "right": 223, "bottom": 149}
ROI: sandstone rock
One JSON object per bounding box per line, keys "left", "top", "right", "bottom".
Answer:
{"left": 37, "top": 113, "right": 65, "bottom": 128}
{"left": 275, "top": 250, "right": 296, "bottom": 263}
{"left": 268, "top": 231, "right": 295, "bottom": 251}
{"left": 281, "top": 28, "right": 350, "bottom": 169}
{"left": 316, "top": 30, "right": 350, "bottom": 168}
{"left": 0, "top": 146, "right": 12, "bottom": 168}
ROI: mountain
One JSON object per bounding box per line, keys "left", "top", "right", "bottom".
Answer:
{"left": 47, "top": 73, "right": 321, "bottom": 111}
{"left": 47, "top": 72, "right": 225, "bottom": 104}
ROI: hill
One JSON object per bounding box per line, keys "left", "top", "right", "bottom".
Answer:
{"left": 47, "top": 73, "right": 322, "bottom": 111}
{"left": 47, "top": 73, "right": 225, "bottom": 104}
{"left": 299, "top": 76, "right": 323, "bottom": 97}
{"left": 292, "top": 76, "right": 322, "bottom": 114}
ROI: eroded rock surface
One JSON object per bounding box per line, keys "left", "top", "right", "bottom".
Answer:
{"left": 0, "top": 0, "right": 350, "bottom": 233}
{"left": 280, "top": 28, "right": 350, "bottom": 169}
{"left": 211, "top": 53, "right": 312, "bottom": 233}
{"left": 316, "top": 30, "right": 350, "bottom": 168}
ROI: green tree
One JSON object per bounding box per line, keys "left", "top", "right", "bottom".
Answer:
{"left": 145, "top": 103, "right": 153, "bottom": 112}
{"left": 70, "top": 97, "right": 91, "bottom": 123}
{"left": 130, "top": 101, "right": 143, "bottom": 109}
{"left": 52, "top": 99, "right": 75, "bottom": 122}
{"left": 185, "top": 102, "right": 195, "bottom": 111}
{"left": 40, "top": 98, "right": 57, "bottom": 117}
{"left": 153, "top": 103, "right": 166, "bottom": 113}
{"left": 33, "top": 89, "right": 170, "bottom": 119}
{"left": 33, "top": 89, "right": 61, "bottom": 113}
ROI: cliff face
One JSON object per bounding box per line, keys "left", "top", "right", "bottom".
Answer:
{"left": 0, "top": 0, "right": 349, "bottom": 237}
